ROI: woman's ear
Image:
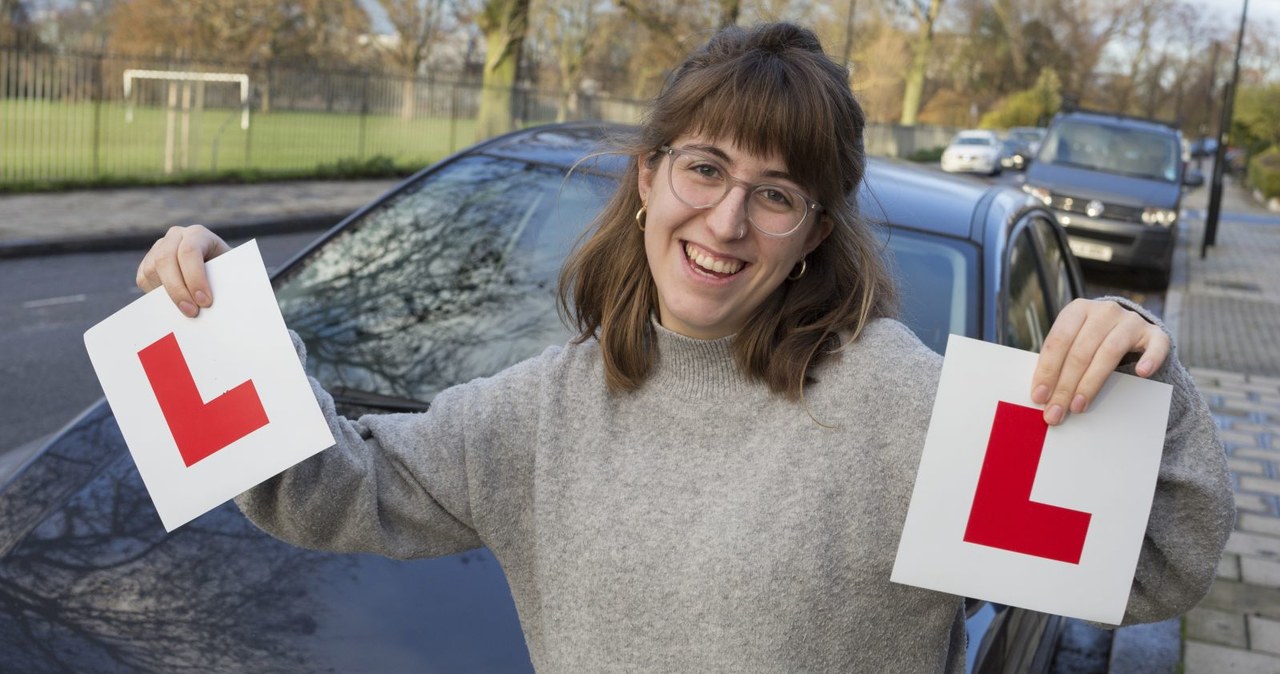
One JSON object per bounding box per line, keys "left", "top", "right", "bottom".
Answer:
{"left": 637, "top": 154, "right": 654, "bottom": 203}
{"left": 803, "top": 215, "right": 834, "bottom": 255}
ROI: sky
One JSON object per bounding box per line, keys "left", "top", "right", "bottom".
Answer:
{"left": 1189, "top": 0, "right": 1280, "bottom": 30}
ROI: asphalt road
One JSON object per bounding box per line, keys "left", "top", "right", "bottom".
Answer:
{"left": 0, "top": 231, "right": 323, "bottom": 466}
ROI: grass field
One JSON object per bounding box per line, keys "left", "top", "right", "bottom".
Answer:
{"left": 0, "top": 100, "right": 479, "bottom": 187}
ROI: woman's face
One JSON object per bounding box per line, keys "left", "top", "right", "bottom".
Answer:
{"left": 637, "top": 134, "right": 832, "bottom": 340}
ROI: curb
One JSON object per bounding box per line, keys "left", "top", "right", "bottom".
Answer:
{"left": 0, "top": 212, "right": 346, "bottom": 259}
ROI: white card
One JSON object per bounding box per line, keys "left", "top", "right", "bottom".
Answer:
{"left": 891, "top": 334, "right": 1172, "bottom": 625}
{"left": 84, "top": 240, "right": 335, "bottom": 531}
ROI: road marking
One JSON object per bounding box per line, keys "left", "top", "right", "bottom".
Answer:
{"left": 22, "top": 294, "right": 87, "bottom": 309}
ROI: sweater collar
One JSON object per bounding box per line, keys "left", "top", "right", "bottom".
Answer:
{"left": 648, "top": 321, "right": 755, "bottom": 396}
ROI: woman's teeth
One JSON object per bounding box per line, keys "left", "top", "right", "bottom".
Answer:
{"left": 685, "top": 243, "right": 743, "bottom": 275}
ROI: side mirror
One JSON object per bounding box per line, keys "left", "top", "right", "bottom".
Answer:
{"left": 1184, "top": 170, "right": 1205, "bottom": 188}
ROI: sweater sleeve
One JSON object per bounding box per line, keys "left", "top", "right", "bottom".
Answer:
{"left": 1103, "top": 297, "right": 1235, "bottom": 626}
{"left": 234, "top": 331, "right": 546, "bottom": 561}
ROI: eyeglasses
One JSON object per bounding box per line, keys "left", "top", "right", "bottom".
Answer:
{"left": 658, "top": 145, "right": 822, "bottom": 238}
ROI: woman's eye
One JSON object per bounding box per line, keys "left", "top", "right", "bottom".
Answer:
{"left": 759, "top": 188, "right": 793, "bottom": 207}
{"left": 688, "top": 162, "right": 722, "bottom": 180}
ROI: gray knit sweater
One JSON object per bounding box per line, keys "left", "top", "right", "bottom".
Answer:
{"left": 237, "top": 316, "right": 1233, "bottom": 672}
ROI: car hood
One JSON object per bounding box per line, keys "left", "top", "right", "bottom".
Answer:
{"left": 1025, "top": 162, "right": 1181, "bottom": 208}
{"left": 0, "top": 401, "right": 533, "bottom": 673}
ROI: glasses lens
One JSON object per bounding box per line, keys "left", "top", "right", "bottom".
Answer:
{"left": 749, "top": 186, "right": 805, "bottom": 235}
{"left": 668, "top": 151, "right": 726, "bottom": 208}
{"left": 667, "top": 149, "right": 808, "bottom": 236}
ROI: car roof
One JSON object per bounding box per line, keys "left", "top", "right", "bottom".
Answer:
{"left": 1052, "top": 110, "right": 1179, "bottom": 136}
{"left": 470, "top": 122, "right": 991, "bottom": 243}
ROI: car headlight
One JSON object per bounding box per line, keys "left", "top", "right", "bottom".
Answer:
{"left": 1022, "top": 184, "right": 1052, "bottom": 206}
{"left": 1141, "top": 208, "right": 1177, "bottom": 227}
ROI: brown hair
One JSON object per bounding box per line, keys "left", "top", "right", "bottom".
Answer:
{"left": 558, "top": 22, "right": 898, "bottom": 400}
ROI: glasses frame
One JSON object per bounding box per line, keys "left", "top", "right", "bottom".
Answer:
{"left": 657, "top": 145, "right": 822, "bottom": 238}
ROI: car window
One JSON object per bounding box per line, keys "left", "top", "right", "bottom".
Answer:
{"left": 1003, "top": 227, "right": 1052, "bottom": 352}
{"left": 882, "top": 229, "right": 979, "bottom": 354}
{"left": 956, "top": 137, "right": 994, "bottom": 146}
{"left": 1028, "top": 216, "right": 1075, "bottom": 313}
{"left": 273, "top": 154, "right": 614, "bottom": 403}
{"left": 1039, "top": 120, "right": 1179, "bottom": 182}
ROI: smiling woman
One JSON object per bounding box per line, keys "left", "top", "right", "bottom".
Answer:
{"left": 129, "top": 21, "right": 1232, "bottom": 674}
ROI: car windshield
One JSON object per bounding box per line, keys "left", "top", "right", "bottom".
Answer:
{"left": 274, "top": 153, "right": 615, "bottom": 404}
{"left": 1039, "top": 120, "right": 1179, "bottom": 182}
{"left": 955, "top": 137, "right": 993, "bottom": 146}
{"left": 273, "top": 154, "right": 979, "bottom": 403}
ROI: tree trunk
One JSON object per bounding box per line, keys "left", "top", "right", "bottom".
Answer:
{"left": 401, "top": 77, "right": 416, "bottom": 120}
{"left": 899, "top": 0, "right": 942, "bottom": 127}
{"left": 476, "top": 0, "right": 530, "bottom": 139}
{"left": 899, "top": 28, "right": 930, "bottom": 126}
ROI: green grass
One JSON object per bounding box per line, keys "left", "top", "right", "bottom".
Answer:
{"left": 0, "top": 99, "right": 479, "bottom": 189}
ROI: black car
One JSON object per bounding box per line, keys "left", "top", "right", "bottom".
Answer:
{"left": 0, "top": 122, "right": 1085, "bottom": 673}
{"left": 999, "top": 139, "right": 1032, "bottom": 171}
{"left": 1022, "top": 110, "right": 1204, "bottom": 289}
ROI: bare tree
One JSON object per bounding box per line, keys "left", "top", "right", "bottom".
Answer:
{"left": 1039, "top": 0, "right": 1134, "bottom": 107}
{"left": 104, "top": 0, "right": 372, "bottom": 65}
{"left": 378, "top": 0, "right": 451, "bottom": 119}
{"left": 469, "top": 0, "right": 530, "bottom": 138}
{"left": 894, "top": 0, "right": 945, "bottom": 126}
{"left": 0, "top": 0, "right": 35, "bottom": 46}
{"left": 533, "top": 0, "right": 602, "bottom": 121}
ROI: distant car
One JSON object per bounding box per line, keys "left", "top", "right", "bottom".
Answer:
{"left": 1189, "top": 136, "right": 1219, "bottom": 158}
{"left": 0, "top": 122, "right": 1084, "bottom": 673}
{"left": 1007, "top": 127, "right": 1047, "bottom": 156}
{"left": 1022, "top": 110, "right": 1204, "bottom": 289}
{"left": 999, "top": 139, "right": 1032, "bottom": 171}
{"left": 941, "top": 129, "right": 1003, "bottom": 176}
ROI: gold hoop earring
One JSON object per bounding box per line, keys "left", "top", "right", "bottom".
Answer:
{"left": 635, "top": 206, "right": 647, "bottom": 232}
{"left": 788, "top": 258, "right": 808, "bottom": 281}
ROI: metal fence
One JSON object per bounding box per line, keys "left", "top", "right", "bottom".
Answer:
{"left": 0, "top": 47, "right": 648, "bottom": 185}
{"left": 0, "top": 47, "right": 959, "bottom": 187}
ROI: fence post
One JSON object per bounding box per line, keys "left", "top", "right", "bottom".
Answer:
{"left": 358, "top": 73, "right": 368, "bottom": 161}
{"left": 92, "top": 53, "right": 104, "bottom": 177}
{"left": 449, "top": 82, "right": 459, "bottom": 154}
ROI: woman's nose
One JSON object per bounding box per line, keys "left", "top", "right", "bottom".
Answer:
{"left": 705, "top": 186, "right": 749, "bottom": 241}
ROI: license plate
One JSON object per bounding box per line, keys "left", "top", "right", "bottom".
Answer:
{"left": 1069, "top": 240, "right": 1114, "bottom": 262}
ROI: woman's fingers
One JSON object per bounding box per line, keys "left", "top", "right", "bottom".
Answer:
{"left": 1031, "top": 299, "right": 1170, "bottom": 426}
{"left": 134, "top": 225, "right": 230, "bottom": 317}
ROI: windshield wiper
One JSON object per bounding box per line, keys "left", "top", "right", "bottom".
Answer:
{"left": 328, "top": 386, "right": 431, "bottom": 413}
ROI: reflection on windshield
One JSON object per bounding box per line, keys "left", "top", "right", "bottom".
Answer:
{"left": 0, "top": 408, "right": 334, "bottom": 673}
{"left": 275, "top": 155, "right": 615, "bottom": 404}
{"left": 1039, "top": 121, "right": 1179, "bottom": 182}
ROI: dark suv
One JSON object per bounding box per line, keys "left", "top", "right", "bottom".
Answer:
{"left": 1021, "top": 110, "right": 1203, "bottom": 288}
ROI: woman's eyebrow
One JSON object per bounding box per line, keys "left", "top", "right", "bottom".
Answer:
{"left": 682, "top": 143, "right": 797, "bottom": 183}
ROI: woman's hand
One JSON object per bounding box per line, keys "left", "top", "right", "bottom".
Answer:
{"left": 135, "top": 225, "right": 231, "bottom": 318}
{"left": 1031, "top": 298, "right": 1170, "bottom": 426}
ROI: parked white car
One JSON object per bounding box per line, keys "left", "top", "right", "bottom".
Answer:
{"left": 941, "top": 129, "right": 1002, "bottom": 175}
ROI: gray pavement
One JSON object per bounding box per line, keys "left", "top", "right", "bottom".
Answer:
{"left": 0, "top": 179, "right": 400, "bottom": 257}
{"left": 1, "top": 171, "right": 1279, "bottom": 672}
{"left": 1172, "top": 177, "right": 1280, "bottom": 673}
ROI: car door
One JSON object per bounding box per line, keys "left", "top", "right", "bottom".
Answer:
{"left": 973, "top": 212, "right": 1083, "bottom": 673}
{"left": 1002, "top": 213, "right": 1083, "bottom": 352}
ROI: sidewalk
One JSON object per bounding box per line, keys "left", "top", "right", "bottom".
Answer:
{"left": 0, "top": 179, "right": 400, "bottom": 257}
{"left": 1169, "top": 177, "right": 1280, "bottom": 673}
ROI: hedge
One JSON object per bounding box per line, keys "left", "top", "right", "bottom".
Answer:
{"left": 1248, "top": 147, "right": 1280, "bottom": 200}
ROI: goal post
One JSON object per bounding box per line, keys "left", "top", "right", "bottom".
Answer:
{"left": 123, "top": 69, "right": 251, "bottom": 174}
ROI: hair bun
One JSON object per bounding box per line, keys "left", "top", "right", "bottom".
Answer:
{"left": 753, "top": 22, "right": 823, "bottom": 55}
